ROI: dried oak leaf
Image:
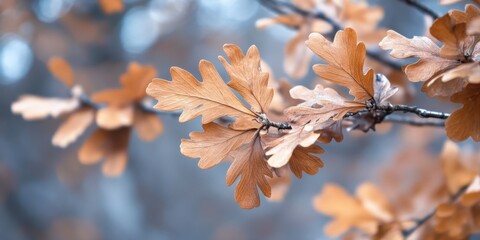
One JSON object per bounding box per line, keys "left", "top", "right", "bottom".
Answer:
{"left": 148, "top": 44, "right": 284, "bottom": 208}
{"left": 434, "top": 176, "right": 480, "bottom": 239}
{"left": 79, "top": 128, "right": 131, "bottom": 177}
{"left": 306, "top": 28, "right": 375, "bottom": 102}
{"left": 441, "top": 140, "right": 477, "bottom": 193}
{"left": 445, "top": 84, "right": 480, "bottom": 142}
{"left": 12, "top": 57, "right": 95, "bottom": 148}
{"left": 91, "top": 62, "right": 163, "bottom": 141}
{"left": 313, "top": 183, "right": 396, "bottom": 238}
{"left": 98, "top": 0, "right": 124, "bottom": 14}
{"left": 379, "top": 5, "right": 480, "bottom": 97}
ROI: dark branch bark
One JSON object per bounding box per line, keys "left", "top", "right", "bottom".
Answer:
{"left": 383, "top": 115, "right": 445, "bottom": 127}
{"left": 397, "top": 0, "right": 439, "bottom": 19}
{"left": 402, "top": 185, "right": 469, "bottom": 238}
{"left": 257, "top": 0, "right": 403, "bottom": 70}
{"left": 379, "top": 104, "right": 450, "bottom": 119}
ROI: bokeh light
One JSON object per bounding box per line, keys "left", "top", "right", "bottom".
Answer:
{"left": 0, "top": 34, "right": 33, "bottom": 84}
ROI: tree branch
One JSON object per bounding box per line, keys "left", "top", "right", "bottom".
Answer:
{"left": 379, "top": 104, "right": 450, "bottom": 119}
{"left": 383, "top": 115, "right": 445, "bottom": 127}
{"left": 402, "top": 185, "right": 469, "bottom": 238}
{"left": 257, "top": 0, "right": 403, "bottom": 70}
{"left": 397, "top": 0, "right": 439, "bottom": 19}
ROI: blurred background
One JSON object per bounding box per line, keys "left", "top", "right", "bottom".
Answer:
{"left": 0, "top": 0, "right": 473, "bottom": 239}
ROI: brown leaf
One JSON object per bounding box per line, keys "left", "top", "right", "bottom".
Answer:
{"left": 146, "top": 60, "right": 256, "bottom": 123}
{"left": 98, "top": 0, "right": 123, "bottom": 14}
{"left": 379, "top": 30, "right": 458, "bottom": 82}
{"left": 11, "top": 95, "right": 80, "bottom": 120}
{"left": 95, "top": 105, "right": 134, "bottom": 129}
{"left": 47, "top": 57, "right": 75, "bottom": 87}
{"left": 78, "top": 128, "right": 131, "bottom": 177}
{"left": 92, "top": 62, "right": 157, "bottom": 106}
{"left": 52, "top": 108, "right": 95, "bottom": 148}
{"left": 441, "top": 140, "right": 477, "bottom": 194}
{"left": 313, "top": 183, "right": 378, "bottom": 237}
{"left": 227, "top": 134, "right": 272, "bottom": 209}
{"left": 119, "top": 62, "right": 157, "bottom": 102}
{"left": 266, "top": 124, "right": 320, "bottom": 168}
{"left": 286, "top": 85, "right": 365, "bottom": 125}
{"left": 289, "top": 144, "right": 324, "bottom": 178}
{"left": 180, "top": 123, "right": 257, "bottom": 169}
{"left": 306, "top": 28, "right": 375, "bottom": 102}
{"left": 220, "top": 44, "right": 273, "bottom": 113}
{"left": 445, "top": 84, "right": 480, "bottom": 142}
{"left": 133, "top": 110, "right": 163, "bottom": 142}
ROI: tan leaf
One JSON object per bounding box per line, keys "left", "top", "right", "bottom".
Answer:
{"left": 445, "top": 84, "right": 480, "bottom": 142}
{"left": 306, "top": 28, "right": 375, "bottom": 102}
{"left": 11, "top": 95, "right": 80, "bottom": 120}
{"left": 78, "top": 128, "right": 131, "bottom": 177}
{"left": 266, "top": 124, "right": 320, "bottom": 168}
{"left": 133, "top": 110, "right": 163, "bottom": 142}
{"left": 379, "top": 30, "right": 459, "bottom": 82}
{"left": 468, "top": 17, "right": 480, "bottom": 35}
{"left": 180, "top": 123, "right": 257, "bottom": 169}
{"left": 289, "top": 144, "right": 324, "bottom": 178}
{"left": 52, "top": 108, "right": 95, "bottom": 148}
{"left": 119, "top": 62, "right": 157, "bottom": 101}
{"left": 146, "top": 60, "right": 255, "bottom": 124}
{"left": 47, "top": 57, "right": 75, "bottom": 87}
{"left": 357, "top": 183, "right": 394, "bottom": 222}
{"left": 286, "top": 85, "right": 365, "bottom": 125}
{"left": 220, "top": 44, "right": 273, "bottom": 113}
{"left": 98, "top": 0, "right": 123, "bottom": 14}
{"left": 441, "top": 140, "right": 477, "bottom": 194}
{"left": 283, "top": 22, "right": 315, "bottom": 79}
{"left": 227, "top": 135, "right": 273, "bottom": 209}
{"left": 91, "top": 62, "right": 156, "bottom": 106}
{"left": 95, "top": 105, "right": 134, "bottom": 129}
{"left": 313, "top": 183, "right": 378, "bottom": 237}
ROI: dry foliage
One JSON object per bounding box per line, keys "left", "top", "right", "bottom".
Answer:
{"left": 9, "top": 1, "right": 480, "bottom": 239}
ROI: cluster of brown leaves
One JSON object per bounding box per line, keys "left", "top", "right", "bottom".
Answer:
{"left": 380, "top": 4, "right": 480, "bottom": 142}
{"left": 12, "top": 58, "right": 162, "bottom": 176}
{"left": 267, "top": 28, "right": 398, "bottom": 168}
{"left": 146, "top": 44, "right": 325, "bottom": 209}
{"left": 146, "top": 27, "right": 399, "bottom": 208}
{"left": 314, "top": 137, "right": 480, "bottom": 239}
{"left": 256, "top": 0, "right": 385, "bottom": 79}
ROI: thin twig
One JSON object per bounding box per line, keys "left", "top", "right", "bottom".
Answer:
{"left": 402, "top": 185, "right": 469, "bottom": 238}
{"left": 383, "top": 115, "right": 445, "bottom": 127}
{"left": 379, "top": 104, "right": 450, "bottom": 119}
{"left": 257, "top": 0, "right": 403, "bottom": 70}
{"left": 397, "top": 0, "right": 439, "bottom": 19}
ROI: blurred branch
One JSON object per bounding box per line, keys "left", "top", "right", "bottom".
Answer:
{"left": 257, "top": 0, "right": 403, "bottom": 70}
{"left": 383, "top": 115, "right": 445, "bottom": 127}
{"left": 397, "top": 0, "right": 439, "bottom": 19}
{"left": 402, "top": 185, "right": 469, "bottom": 238}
